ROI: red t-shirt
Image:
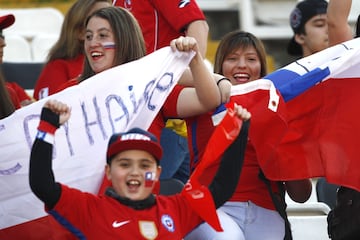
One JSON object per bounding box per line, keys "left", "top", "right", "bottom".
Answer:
{"left": 33, "top": 54, "right": 84, "bottom": 100}
{"left": 184, "top": 95, "right": 279, "bottom": 210}
{"left": 5, "top": 84, "right": 21, "bottom": 109}
{"left": 114, "top": 0, "right": 205, "bottom": 54}
{"left": 50, "top": 184, "right": 202, "bottom": 239}
{"left": 6, "top": 82, "right": 31, "bottom": 104}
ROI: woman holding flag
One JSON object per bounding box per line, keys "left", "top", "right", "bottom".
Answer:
{"left": 184, "top": 30, "right": 312, "bottom": 240}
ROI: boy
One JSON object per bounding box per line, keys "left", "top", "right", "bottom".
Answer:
{"left": 29, "top": 99, "right": 250, "bottom": 239}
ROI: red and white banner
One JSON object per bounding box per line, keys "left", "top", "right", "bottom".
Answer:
{"left": 0, "top": 47, "right": 194, "bottom": 239}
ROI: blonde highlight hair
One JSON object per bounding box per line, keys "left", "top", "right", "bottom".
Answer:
{"left": 47, "top": 0, "right": 111, "bottom": 62}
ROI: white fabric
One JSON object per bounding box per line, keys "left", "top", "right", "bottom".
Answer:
{"left": 0, "top": 47, "right": 194, "bottom": 229}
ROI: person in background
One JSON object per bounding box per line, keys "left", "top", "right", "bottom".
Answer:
{"left": 0, "top": 76, "right": 17, "bottom": 119}
{"left": 33, "top": 0, "right": 111, "bottom": 100}
{"left": 0, "top": 14, "right": 33, "bottom": 107}
{"left": 185, "top": 30, "right": 312, "bottom": 240}
{"left": 287, "top": 0, "right": 328, "bottom": 58}
{"left": 113, "top": 0, "right": 210, "bottom": 184}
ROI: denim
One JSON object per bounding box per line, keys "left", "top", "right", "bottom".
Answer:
{"left": 159, "top": 128, "right": 190, "bottom": 184}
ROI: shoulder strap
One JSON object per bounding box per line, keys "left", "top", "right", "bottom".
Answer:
{"left": 259, "top": 170, "right": 292, "bottom": 240}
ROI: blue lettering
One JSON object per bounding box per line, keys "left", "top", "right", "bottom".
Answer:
{"left": 148, "top": 72, "right": 174, "bottom": 111}
{"left": 81, "top": 97, "right": 107, "bottom": 145}
{"left": 106, "top": 94, "right": 130, "bottom": 134}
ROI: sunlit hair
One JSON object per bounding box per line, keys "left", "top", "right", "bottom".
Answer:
{"left": 214, "top": 30, "right": 267, "bottom": 78}
{"left": 79, "top": 6, "right": 146, "bottom": 81}
{"left": 0, "top": 74, "right": 15, "bottom": 119}
{"left": 47, "top": 0, "right": 111, "bottom": 62}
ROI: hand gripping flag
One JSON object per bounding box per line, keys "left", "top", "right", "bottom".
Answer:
{"left": 181, "top": 103, "right": 243, "bottom": 231}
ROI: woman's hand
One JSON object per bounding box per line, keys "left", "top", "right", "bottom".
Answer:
{"left": 170, "top": 36, "right": 198, "bottom": 53}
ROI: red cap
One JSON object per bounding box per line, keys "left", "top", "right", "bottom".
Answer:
{"left": 106, "top": 128, "right": 163, "bottom": 163}
{"left": 0, "top": 14, "right": 15, "bottom": 30}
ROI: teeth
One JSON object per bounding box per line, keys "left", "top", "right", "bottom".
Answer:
{"left": 128, "top": 180, "right": 140, "bottom": 185}
{"left": 234, "top": 73, "right": 248, "bottom": 78}
{"left": 91, "top": 52, "right": 102, "bottom": 57}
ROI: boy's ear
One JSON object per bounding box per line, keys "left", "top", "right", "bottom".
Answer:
{"left": 294, "top": 33, "right": 305, "bottom": 45}
{"left": 156, "top": 166, "right": 162, "bottom": 180}
{"left": 105, "top": 164, "right": 111, "bottom": 181}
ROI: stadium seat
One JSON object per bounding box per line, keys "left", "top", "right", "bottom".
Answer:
{"left": 287, "top": 202, "right": 331, "bottom": 240}
{"left": 159, "top": 178, "right": 184, "bottom": 195}
{"left": 287, "top": 202, "right": 331, "bottom": 216}
{"left": 1, "top": 62, "right": 44, "bottom": 90}
{"left": 0, "top": 8, "right": 63, "bottom": 40}
{"left": 238, "top": 0, "right": 296, "bottom": 39}
{"left": 316, "top": 177, "right": 339, "bottom": 210}
{"left": 288, "top": 215, "right": 330, "bottom": 240}
{"left": 31, "top": 34, "right": 59, "bottom": 62}
{"left": 4, "top": 35, "right": 32, "bottom": 62}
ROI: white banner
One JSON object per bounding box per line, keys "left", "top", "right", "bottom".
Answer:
{"left": 0, "top": 47, "right": 194, "bottom": 229}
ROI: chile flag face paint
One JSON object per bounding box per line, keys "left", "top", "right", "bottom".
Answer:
{"left": 102, "top": 42, "right": 116, "bottom": 49}
{"left": 145, "top": 172, "right": 155, "bottom": 187}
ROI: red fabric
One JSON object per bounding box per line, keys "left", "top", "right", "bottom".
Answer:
{"left": 55, "top": 78, "right": 79, "bottom": 94}
{"left": 6, "top": 82, "right": 31, "bottom": 102}
{"left": 37, "top": 120, "right": 58, "bottom": 135}
{"left": 261, "top": 78, "right": 360, "bottom": 191}
{"left": 114, "top": 0, "right": 205, "bottom": 54}
{"left": 33, "top": 54, "right": 84, "bottom": 100}
{"left": 182, "top": 103, "right": 243, "bottom": 232}
{"left": 186, "top": 86, "right": 288, "bottom": 210}
{"left": 5, "top": 84, "right": 20, "bottom": 109}
{"left": 0, "top": 216, "right": 76, "bottom": 240}
{"left": 48, "top": 184, "right": 202, "bottom": 239}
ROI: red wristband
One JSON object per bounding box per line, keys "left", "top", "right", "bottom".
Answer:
{"left": 37, "top": 120, "right": 58, "bottom": 135}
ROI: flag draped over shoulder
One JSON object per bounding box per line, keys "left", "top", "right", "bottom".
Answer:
{"left": 182, "top": 80, "right": 286, "bottom": 231}
{"left": 0, "top": 47, "right": 194, "bottom": 239}
{"left": 260, "top": 38, "right": 360, "bottom": 191}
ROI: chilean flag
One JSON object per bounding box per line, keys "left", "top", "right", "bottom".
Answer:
{"left": 259, "top": 38, "right": 360, "bottom": 191}
{"left": 168, "top": 38, "right": 360, "bottom": 231}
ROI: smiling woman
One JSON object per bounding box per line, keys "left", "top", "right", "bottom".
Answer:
{"left": 79, "top": 6, "right": 145, "bottom": 81}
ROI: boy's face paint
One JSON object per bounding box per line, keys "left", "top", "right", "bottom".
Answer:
{"left": 145, "top": 171, "right": 155, "bottom": 187}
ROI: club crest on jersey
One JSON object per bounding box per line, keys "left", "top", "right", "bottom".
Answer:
{"left": 161, "top": 214, "right": 175, "bottom": 232}
{"left": 139, "top": 221, "right": 158, "bottom": 239}
{"left": 178, "top": 0, "right": 190, "bottom": 8}
{"left": 123, "top": 0, "right": 132, "bottom": 10}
